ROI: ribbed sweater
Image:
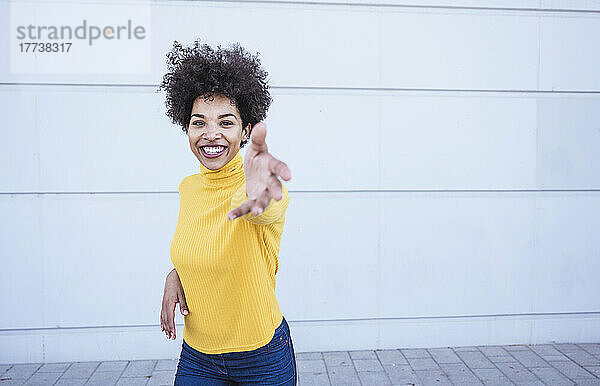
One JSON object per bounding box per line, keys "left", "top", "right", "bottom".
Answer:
{"left": 170, "top": 150, "right": 289, "bottom": 354}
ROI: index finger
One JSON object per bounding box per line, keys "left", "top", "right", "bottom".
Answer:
{"left": 268, "top": 157, "right": 291, "bottom": 181}
{"left": 228, "top": 199, "right": 255, "bottom": 220}
{"left": 168, "top": 298, "right": 176, "bottom": 339}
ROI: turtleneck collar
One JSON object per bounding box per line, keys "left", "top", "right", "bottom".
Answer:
{"left": 197, "top": 150, "right": 244, "bottom": 187}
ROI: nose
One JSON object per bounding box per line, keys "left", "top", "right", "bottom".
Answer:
{"left": 202, "top": 123, "right": 223, "bottom": 141}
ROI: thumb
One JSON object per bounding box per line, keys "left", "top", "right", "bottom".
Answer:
{"left": 250, "top": 122, "right": 267, "bottom": 153}
{"left": 179, "top": 293, "right": 189, "bottom": 315}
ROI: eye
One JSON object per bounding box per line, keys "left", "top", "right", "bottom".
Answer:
{"left": 192, "top": 121, "right": 204, "bottom": 126}
{"left": 221, "top": 121, "right": 234, "bottom": 126}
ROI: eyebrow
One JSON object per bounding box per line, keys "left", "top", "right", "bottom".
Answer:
{"left": 190, "top": 113, "right": 237, "bottom": 120}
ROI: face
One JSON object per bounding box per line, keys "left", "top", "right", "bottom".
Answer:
{"left": 187, "top": 93, "right": 250, "bottom": 170}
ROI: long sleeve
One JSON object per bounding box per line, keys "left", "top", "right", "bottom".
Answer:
{"left": 230, "top": 182, "right": 289, "bottom": 225}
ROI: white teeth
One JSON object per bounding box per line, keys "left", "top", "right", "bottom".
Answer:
{"left": 202, "top": 146, "right": 225, "bottom": 154}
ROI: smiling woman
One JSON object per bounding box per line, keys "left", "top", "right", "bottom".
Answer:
{"left": 157, "top": 40, "right": 297, "bottom": 385}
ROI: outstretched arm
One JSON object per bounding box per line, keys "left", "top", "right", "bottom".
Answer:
{"left": 227, "top": 122, "right": 291, "bottom": 223}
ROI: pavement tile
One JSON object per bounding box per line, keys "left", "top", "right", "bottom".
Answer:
{"left": 495, "top": 361, "right": 544, "bottom": 384}
{"left": 23, "top": 371, "right": 63, "bottom": 385}
{"left": 578, "top": 344, "right": 600, "bottom": 355}
{"left": 0, "top": 364, "right": 12, "bottom": 374}
{"left": 0, "top": 380, "right": 27, "bottom": 386}
{"left": 298, "top": 370, "right": 329, "bottom": 385}
{"left": 478, "top": 346, "right": 509, "bottom": 357}
{"left": 382, "top": 364, "right": 420, "bottom": 385}
{"left": 407, "top": 358, "right": 439, "bottom": 371}
{"left": 54, "top": 378, "right": 88, "bottom": 386}
{"left": 147, "top": 370, "right": 175, "bottom": 385}
{"left": 544, "top": 354, "right": 573, "bottom": 362}
{"left": 116, "top": 377, "right": 150, "bottom": 385}
{"left": 470, "top": 367, "right": 518, "bottom": 385}
{"left": 571, "top": 380, "right": 600, "bottom": 385}
{"left": 583, "top": 366, "right": 600, "bottom": 377}
{"left": 502, "top": 344, "right": 531, "bottom": 351}
{"left": 414, "top": 369, "right": 452, "bottom": 385}
{"left": 297, "top": 359, "right": 327, "bottom": 373}
{"left": 489, "top": 355, "right": 519, "bottom": 364}
{"left": 121, "top": 360, "right": 156, "bottom": 378}
{"left": 327, "top": 365, "right": 360, "bottom": 385}
{"left": 37, "top": 362, "right": 71, "bottom": 372}
{"left": 555, "top": 344, "right": 584, "bottom": 353}
{"left": 352, "top": 359, "right": 383, "bottom": 372}
{"left": 348, "top": 350, "right": 377, "bottom": 360}
{"left": 453, "top": 346, "right": 480, "bottom": 352}
{"left": 96, "top": 361, "right": 129, "bottom": 372}
{"left": 563, "top": 350, "right": 600, "bottom": 366}
{"left": 456, "top": 350, "right": 496, "bottom": 369}
{"left": 86, "top": 370, "right": 122, "bottom": 385}
{"left": 323, "top": 351, "right": 352, "bottom": 367}
{"left": 357, "top": 371, "right": 392, "bottom": 385}
{"left": 375, "top": 349, "right": 407, "bottom": 365}
{"left": 438, "top": 362, "right": 482, "bottom": 384}
{"left": 401, "top": 348, "right": 430, "bottom": 359}
{"left": 2, "top": 364, "right": 42, "bottom": 380}
{"left": 427, "top": 348, "right": 462, "bottom": 364}
{"left": 509, "top": 350, "right": 550, "bottom": 368}
{"left": 154, "top": 360, "right": 177, "bottom": 372}
{"left": 530, "top": 344, "right": 563, "bottom": 356}
{"left": 296, "top": 352, "right": 322, "bottom": 361}
{"left": 551, "top": 360, "right": 597, "bottom": 379}
{"left": 61, "top": 362, "right": 100, "bottom": 378}
{"left": 529, "top": 366, "right": 575, "bottom": 385}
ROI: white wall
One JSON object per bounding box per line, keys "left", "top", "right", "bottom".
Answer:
{"left": 1, "top": 0, "right": 599, "bottom": 363}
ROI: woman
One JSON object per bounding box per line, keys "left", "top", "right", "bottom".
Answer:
{"left": 157, "top": 40, "right": 297, "bottom": 385}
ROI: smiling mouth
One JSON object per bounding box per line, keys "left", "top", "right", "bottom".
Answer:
{"left": 199, "top": 145, "right": 228, "bottom": 158}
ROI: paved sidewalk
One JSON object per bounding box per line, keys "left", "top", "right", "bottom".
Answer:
{"left": 1, "top": 343, "right": 599, "bottom": 385}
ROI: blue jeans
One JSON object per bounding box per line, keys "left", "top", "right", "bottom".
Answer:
{"left": 174, "top": 316, "right": 297, "bottom": 385}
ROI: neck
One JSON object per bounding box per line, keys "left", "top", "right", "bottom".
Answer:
{"left": 198, "top": 151, "right": 244, "bottom": 186}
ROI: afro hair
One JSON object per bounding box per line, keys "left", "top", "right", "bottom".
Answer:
{"left": 157, "top": 39, "right": 272, "bottom": 148}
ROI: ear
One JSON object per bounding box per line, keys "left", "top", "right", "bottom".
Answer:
{"left": 242, "top": 124, "right": 251, "bottom": 141}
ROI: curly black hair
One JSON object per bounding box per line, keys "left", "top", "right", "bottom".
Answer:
{"left": 157, "top": 39, "right": 272, "bottom": 148}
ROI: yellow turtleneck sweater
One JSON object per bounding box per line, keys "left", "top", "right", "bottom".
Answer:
{"left": 170, "top": 150, "right": 289, "bottom": 354}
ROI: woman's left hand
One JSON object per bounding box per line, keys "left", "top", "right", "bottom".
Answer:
{"left": 227, "top": 122, "right": 291, "bottom": 220}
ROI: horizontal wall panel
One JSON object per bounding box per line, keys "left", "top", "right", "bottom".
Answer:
{"left": 0, "top": 194, "right": 179, "bottom": 329}
{"left": 379, "top": 193, "right": 536, "bottom": 318}
{"left": 379, "top": 94, "right": 538, "bottom": 190}
{"left": 0, "top": 87, "right": 195, "bottom": 193}
{"left": 377, "top": 192, "right": 600, "bottom": 319}
{"left": 0, "top": 91, "right": 40, "bottom": 191}
{"left": 0, "top": 1, "right": 595, "bottom": 91}
{"left": 266, "top": 90, "right": 381, "bottom": 190}
{"left": 540, "top": 15, "right": 600, "bottom": 91}
{"left": 277, "top": 193, "right": 380, "bottom": 319}
{"left": 3, "top": 87, "right": 600, "bottom": 192}
{"left": 537, "top": 96, "right": 600, "bottom": 189}
{"left": 150, "top": 4, "right": 383, "bottom": 89}
{"left": 532, "top": 192, "right": 600, "bottom": 312}
{"left": 380, "top": 10, "right": 539, "bottom": 90}
{"left": 0, "top": 195, "right": 44, "bottom": 330}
